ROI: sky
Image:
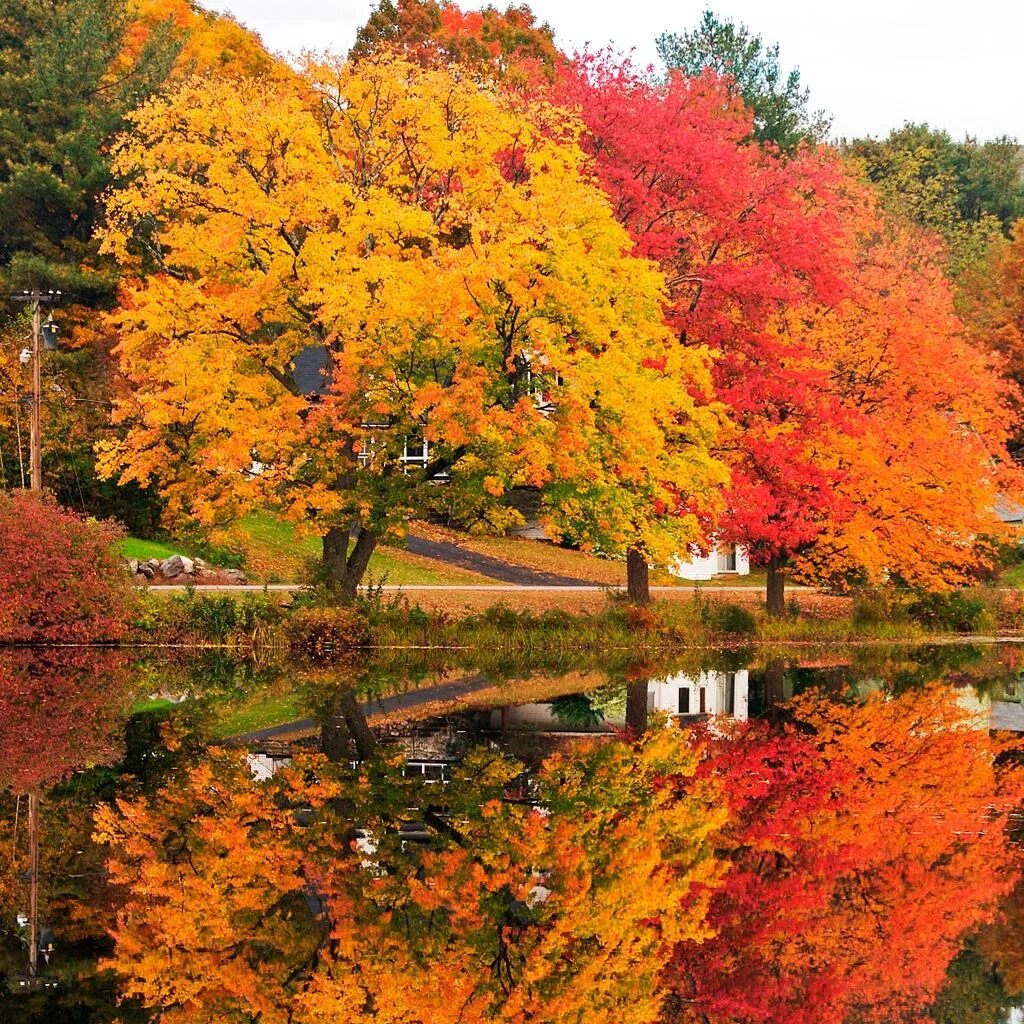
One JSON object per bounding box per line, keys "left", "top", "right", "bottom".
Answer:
{"left": 203, "top": 0, "right": 1023, "bottom": 142}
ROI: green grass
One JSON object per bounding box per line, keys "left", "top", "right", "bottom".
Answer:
{"left": 1001, "top": 562, "right": 1024, "bottom": 588}
{"left": 211, "top": 690, "right": 306, "bottom": 738}
{"left": 124, "top": 512, "right": 488, "bottom": 585}
{"left": 117, "top": 537, "right": 184, "bottom": 561}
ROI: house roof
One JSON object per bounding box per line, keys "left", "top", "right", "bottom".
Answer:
{"left": 996, "top": 496, "right": 1024, "bottom": 524}
{"left": 290, "top": 345, "right": 331, "bottom": 397}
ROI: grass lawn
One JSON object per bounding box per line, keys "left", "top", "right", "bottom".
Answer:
{"left": 117, "top": 537, "right": 184, "bottom": 562}
{"left": 128, "top": 512, "right": 486, "bottom": 585}
{"left": 227, "top": 513, "right": 488, "bottom": 585}
{"left": 1001, "top": 563, "right": 1024, "bottom": 588}
{"left": 211, "top": 689, "right": 307, "bottom": 738}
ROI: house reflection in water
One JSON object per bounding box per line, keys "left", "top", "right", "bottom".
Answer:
{"left": 488, "top": 671, "right": 750, "bottom": 733}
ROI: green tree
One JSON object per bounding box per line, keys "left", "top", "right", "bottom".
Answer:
{"left": 845, "top": 123, "right": 1024, "bottom": 279}
{"left": 0, "top": 0, "right": 181, "bottom": 297}
{"left": 656, "top": 9, "right": 830, "bottom": 151}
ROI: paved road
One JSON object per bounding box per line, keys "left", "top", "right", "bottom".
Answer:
{"left": 231, "top": 672, "right": 494, "bottom": 744}
{"left": 404, "top": 534, "right": 592, "bottom": 585}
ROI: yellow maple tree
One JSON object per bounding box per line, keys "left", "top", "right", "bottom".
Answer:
{"left": 97, "top": 55, "right": 723, "bottom": 597}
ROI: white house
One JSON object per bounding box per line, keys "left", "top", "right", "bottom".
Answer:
{"left": 646, "top": 670, "right": 749, "bottom": 721}
{"left": 487, "top": 670, "right": 750, "bottom": 731}
{"left": 669, "top": 543, "right": 750, "bottom": 582}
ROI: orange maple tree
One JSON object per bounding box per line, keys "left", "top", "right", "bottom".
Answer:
{"left": 670, "top": 685, "right": 1024, "bottom": 1024}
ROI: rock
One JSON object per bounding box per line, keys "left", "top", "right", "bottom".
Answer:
{"left": 160, "top": 554, "right": 194, "bottom": 577}
{"left": 222, "top": 568, "right": 248, "bottom": 585}
{"left": 194, "top": 557, "right": 210, "bottom": 570}
{"left": 126, "top": 558, "right": 139, "bottom": 575}
{"left": 136, "top": 563, "right": 155, "bottom": 580}
{"left": 197, "top": 567, "right": 219, "bottom": 580}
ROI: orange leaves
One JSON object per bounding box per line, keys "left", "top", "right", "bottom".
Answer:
{"left": 98, "top": 727, "right": 729, "bottom": 1024}
{"left": 673, "top": 684, "right": 1024, "bottom": 1024}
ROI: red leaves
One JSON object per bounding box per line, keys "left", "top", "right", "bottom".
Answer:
{"left": 0, "top": 490, "right": 134, "bottom": 644}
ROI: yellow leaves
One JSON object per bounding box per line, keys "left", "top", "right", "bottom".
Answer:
{"left": 98, "top": 53, "right": 723, "bottom": 550}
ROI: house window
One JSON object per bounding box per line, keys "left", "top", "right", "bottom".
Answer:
{"left": 678, "top": 688, "right": 690, "bottom": 714}
{"left": 699, "top": 687, "right": 706, "bottom": 714}
{"left": 717, "top": 546, "right": 737, "bottom": 572}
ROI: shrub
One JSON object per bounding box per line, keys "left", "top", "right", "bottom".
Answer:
{"left": 906, "top": 591, "right": 992, "bottom": 634}
{"left": 710, "top": 603, "right": 757, "bottom": 636}
{"left": 286, "top": 607, "right": 370, "bottom": 656}
{"left": 0, "top": 490, "right": 134, "bottom": 643}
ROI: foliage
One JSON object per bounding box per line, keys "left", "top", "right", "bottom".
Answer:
{"left": 656, "top": 9, "right": 830, "bottom": 151}
{"left": 136, "top": 590, "right": 283, "bottom": 645}
{"left": 548, "top": 692, "right": 604, "bottom": 727}
{"left": 671, "top": 685, "right": 1024, "bottom": 1024}
{"left": 98, "top": 55, "right": 723, "bottom": 595}
{"left": 561, "top": 54, "right": 851, "bottom": 573}
{"left": 786, "top": 195, "right": 1022, "bottom": 590}
{"left": 906, "top": 591, "right": 993, "bottom": 634}
{"left": 0, "top": 489, "right": 133, "bottom": 642}
{"left": 284, "top": 606, "right": 371, "bottom": 655}
{"left": 352, "top": 0, "right": 561, "bottom": 78}
{"left": 96, "top": 726, "right": 727, "bottom": 1023}
{"left": 0, "top": 0, "right": 180, "bottom": 296}
{"left": 846, "top": 123, "right": 1024, "bottom": 278}
{"left": 0, "top": 647, "right": 133, "bottom": 792}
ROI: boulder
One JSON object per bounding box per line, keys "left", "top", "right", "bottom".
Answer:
{"left": 136, "top": 563, "right": 155, "bottom": 580}
{"left": 222, "top": 568, "right": 248, "bottom": 585}
{"left": 160, "top": 554, "right": 195, "bottom": 578}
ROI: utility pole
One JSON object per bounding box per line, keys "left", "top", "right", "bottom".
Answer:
{"left": 9, "top": 289, "right": 59, "bottom": 981}
{"left": 30, "top": 295, "right": 41, "bottom": 491}
{"left": 27, "top": 793, "right": 38, "bottom": 978}
{"left": 12, "top": 289, "right": 60, "bottom": 493}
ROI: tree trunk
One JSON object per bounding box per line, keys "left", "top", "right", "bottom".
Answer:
{"left": 625, "top": 680, "right": 649, "bottom": 738}
{"left": 766, "top": 554, "right": 786, "bottom": 617}
{"left": 322, "top": 524, "right": 378, "bottom": 604}
{"left": 763, "top": 657, "right": 786, "bottom": 710}
{"left": 321, "top": 685, "right": 377, "bottom": 763}
{"left": 626, "top": 546, "right": 651, "bottom": 606}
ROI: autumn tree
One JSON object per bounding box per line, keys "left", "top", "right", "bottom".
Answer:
{"left": 0, "top": 490, "right": 133, "bottom": 642}
{"left": 351, "top": 0, "right": 562, "bottom": 77}
{"left": 789, "top": 200, "right": 1021, "bottom": 591}
{"left": 561, "top": 55, "right": 850, "bottom": 611}
{"left": 656, "top": 9, "right": 830, "bottom": 151}
{"left": 97, "top": 725, "right": 727, "bottom": 1023}
{"left": 98, "top": 56, "right": 723, "bottom": 600}
{"left": 670, "top": 686, "right": 1024, "bottom": 1024}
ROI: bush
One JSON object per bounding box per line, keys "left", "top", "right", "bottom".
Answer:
{"left": 906, "top": 591, "right": 992, "bottom": 634}
{"left": 710, "top": 603, "right": 757, "bottom": 635}
{"left": 286, "top": 607, "right": 370, "bottom": 656}
{"left": 0, "top": 490, "right": 134, "bottom": 643}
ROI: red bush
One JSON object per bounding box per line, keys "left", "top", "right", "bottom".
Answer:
{"left": 0, "top": 490, "right": 134, "bottom": 643}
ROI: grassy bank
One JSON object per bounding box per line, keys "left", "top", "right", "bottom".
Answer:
{"left": 127, "top": 577, "right": 1024, "bottom": 652}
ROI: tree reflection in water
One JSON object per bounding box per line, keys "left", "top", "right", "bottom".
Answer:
{"left": 3, "top": 648, "right": 1024, "bottom": 1023}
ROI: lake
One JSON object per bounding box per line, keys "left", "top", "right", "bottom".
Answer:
{"left": 2, "top": 641, "right": 1024, "bottom": 1023}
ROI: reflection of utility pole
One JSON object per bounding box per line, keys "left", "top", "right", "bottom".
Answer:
{"left": 12, "top": 289, "right": 60, "bottom": 492}
{"left": 11, "top": 291, "right": 59, "bottom": 980}
{"left": 27, "top": 793, "right": 38, "bottom": 978}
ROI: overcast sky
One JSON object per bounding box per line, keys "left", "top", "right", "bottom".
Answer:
{"left": 202, "top": 0, "right": 1023, "bottom": 142}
